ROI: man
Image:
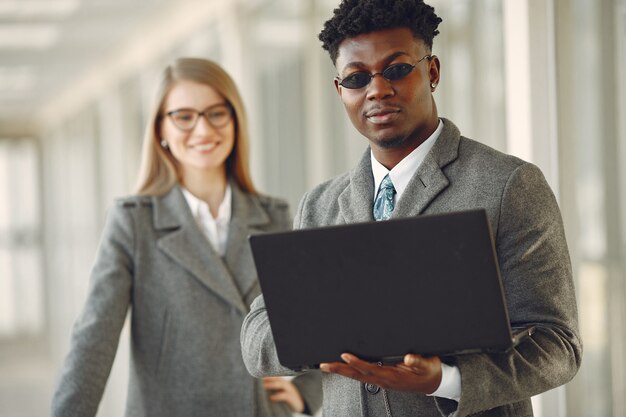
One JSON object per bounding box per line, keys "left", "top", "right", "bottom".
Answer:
{"left": 241, "top": 0, "right": 582, "bottom": 416}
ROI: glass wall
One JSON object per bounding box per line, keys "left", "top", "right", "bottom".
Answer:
{"left": 0, "top": 139, "right": 43, "bottom": 338}
{"left": 0, "top": 138, "right": 46, "bottom": 416}
{"left": 556, "top": 0, "right": 626, "bottom": 416}
{"left": 0, "top": 0, "right": 624, "bottom": 416}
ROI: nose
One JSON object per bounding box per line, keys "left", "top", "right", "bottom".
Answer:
{"left": 366, "top": 73, "right": 394, "bottom": 101}
{"left": 193, "top": 113, "right": 217, "bottom": 135}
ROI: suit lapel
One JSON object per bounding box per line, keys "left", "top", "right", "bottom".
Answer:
{"left": 223, "top": 182, "right": 271, "bottom": 301}
{"left": 338, "top": 150, "right": 376, "bottom": 223}
{"left": 333, "top": 118, "right": 458, "bottom": 220}
{"left": 393, "top": 118, "right": 460, "bottom": 218}
{"left": 153, "top": 185, "right": 248, "bottom": 314}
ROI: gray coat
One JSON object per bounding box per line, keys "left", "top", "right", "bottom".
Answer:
{"left": 52, "top": 183, "right": 322, "bottom": 417}
{"left": 241, "top": 119, "right": 582, "bottom": 417}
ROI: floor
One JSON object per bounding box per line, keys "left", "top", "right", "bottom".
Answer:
{"left": 0, "top": 339, "right": 54, "bottom": 417}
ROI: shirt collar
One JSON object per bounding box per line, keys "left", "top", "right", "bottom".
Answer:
{"left": 181, "top": 183, "right": 232, "bottom": 224}
{"left": 371, "top": 118, "right": 444, "bottom": 199}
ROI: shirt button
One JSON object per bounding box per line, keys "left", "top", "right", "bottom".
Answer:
{"left": 365, "top": 383, "right": 380, "bottom": 394}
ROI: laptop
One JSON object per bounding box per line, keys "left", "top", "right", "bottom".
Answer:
{"left": 248, "top": 209, "right": 534, "bottom": 371}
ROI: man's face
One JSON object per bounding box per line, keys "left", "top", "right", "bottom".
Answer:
{"left": 334, "top": 27, "right": 440, "bottom": 155}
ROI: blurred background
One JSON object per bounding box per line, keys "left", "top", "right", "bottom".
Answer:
{"left": 0, "top": 0, "right": 624, "bottom": 416}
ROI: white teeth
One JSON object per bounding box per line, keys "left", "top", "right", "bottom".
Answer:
{"left": 192, "top": 143, "right": 217, "bottom": 151}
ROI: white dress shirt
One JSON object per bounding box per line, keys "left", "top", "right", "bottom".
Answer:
{"left": 371, "top": 119, "right": 443, "bottom": 202}
{"left": 370, "top": 119, "right": 462, "bottom": 402}
{"left": 182, "top": 184, "right": 232, "bottom": 257}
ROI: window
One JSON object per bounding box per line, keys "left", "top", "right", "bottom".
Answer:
{"left": 0, "top": 139, "right": 43, "bottom": 338}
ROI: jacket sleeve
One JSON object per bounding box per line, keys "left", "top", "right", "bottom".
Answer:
{"left": 51, "top": 203, "right": 134, "bottom": 417}
{"left": 243, "top": 193, "right": 323, "bottom": 415}
{"left": 240, "top": 193, "right": 311, "bottom": 379}
{"left": 437, "top": 163, "right": 582, "bottom": 417}
{"left": 241, "top": 294, "right": 300, "bottom": 378}
{"left": 291, "top": 370, "right": 323, "bottom": 415}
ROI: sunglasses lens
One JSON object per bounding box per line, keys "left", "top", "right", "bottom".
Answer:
{"left": 340, "top": 72, "right": 371, "bottom": 89}
{"left": 382, "top": 63, "right": 414, "bottom": 81}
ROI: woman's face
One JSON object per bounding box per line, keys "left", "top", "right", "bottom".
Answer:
{"left": 160, "top": 79, "right": 235, "bottom": 177}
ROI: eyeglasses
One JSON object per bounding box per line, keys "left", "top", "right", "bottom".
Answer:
{"left": 165, "top": 102, "right": 233, "bottom": 131}
{"left": 335, "top": 55, "right": 432, "bottom": 89}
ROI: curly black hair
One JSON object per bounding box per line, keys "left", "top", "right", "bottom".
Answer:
{"left": 319, "top": 0, "right": 442, "bottom": 64}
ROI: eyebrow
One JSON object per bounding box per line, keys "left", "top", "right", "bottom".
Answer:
{"left": 165, "top": 102, "right": 228, "bottom": 112}
{"left": 340, "top": 51, "right": 411, "bottom": 73}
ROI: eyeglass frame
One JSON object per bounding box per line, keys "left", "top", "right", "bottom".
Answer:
{"left": 163, "top": 102, "right": 234, "bottom": 132}
{"left": 335, "top": 54, "right": 432, "bottom": 90}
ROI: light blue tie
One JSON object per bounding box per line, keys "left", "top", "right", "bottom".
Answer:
{"left": 373, "top": 174, "right": 396, "bottom": 221}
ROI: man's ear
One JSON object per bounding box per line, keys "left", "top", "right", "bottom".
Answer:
{"left": 334, "top": 78, "right": 341, "bottom": 96}
{"left": 428, "top": 55, "right": 441, "bottom": 87}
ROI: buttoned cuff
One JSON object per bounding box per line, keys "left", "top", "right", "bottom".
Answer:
{"left": 427, "top": 362, "right": 461, "bottom": 402}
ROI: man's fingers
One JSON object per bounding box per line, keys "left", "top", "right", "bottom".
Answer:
{"left": 320, "top": 360, "right": 393, "bottom": 386}
{"left": 341, "top": 353, "right": 384, "bottom": 375}
{"left": 404, "top": 354, "right": 439, "bottom": 369}
{"left": 321, "top": 362, "right": 374, "bottom": 381}
{"left": 340, "top": 353, "right": 358, "bottom": 363}
{"left": 404, "top": 353, "right": 423, "bottom": 367}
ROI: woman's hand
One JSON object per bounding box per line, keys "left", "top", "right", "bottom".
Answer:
{"left": 263, "top": 376, "right": 306, "bottom": 413}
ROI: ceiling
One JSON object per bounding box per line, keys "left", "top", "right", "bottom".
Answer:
{"left": 0, "top": 0, "right": 171, "bottom": 137}
{"left": 0, "top": 0, "right": 338, "bottom": 138}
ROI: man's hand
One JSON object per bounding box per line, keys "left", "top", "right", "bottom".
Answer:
{"left": 320, "top": 353, "right": 443, "bottom": 394}
{"left": 263, "top": 376, "right": 305, "bottom": 413}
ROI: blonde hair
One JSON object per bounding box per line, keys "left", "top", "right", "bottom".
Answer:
{"left": 135, "top": 57, "right": 256, "bottom": 195}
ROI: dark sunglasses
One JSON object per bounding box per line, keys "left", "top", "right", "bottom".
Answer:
{"left": 336, "top": 55, "right": 432, "bottom": 89}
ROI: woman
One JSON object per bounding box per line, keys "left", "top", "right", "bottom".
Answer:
{"left": 51, "top": 57, "right": 321, "bottom": 417}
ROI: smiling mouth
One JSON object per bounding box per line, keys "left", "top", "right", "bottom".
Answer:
{"left": 190, "top": 142, "right": 218, "bottom": 152}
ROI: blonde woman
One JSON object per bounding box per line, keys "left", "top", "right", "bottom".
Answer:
{"left": 52, "top": 58, "right": 321, "bottom": 417}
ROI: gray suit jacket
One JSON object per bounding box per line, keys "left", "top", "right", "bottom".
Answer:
{"left": 52, "top": 182, "right": 322, "bottom": 417}
{"left": 241, "top": 119, "right": 582, "bottom": 417}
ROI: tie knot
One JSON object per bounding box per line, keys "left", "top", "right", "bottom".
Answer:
{"left": 380, "top": 174, "right": 395, "bottom": 191}
{"left": 373, "top": 174, "right": 396, "bottom": 221}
